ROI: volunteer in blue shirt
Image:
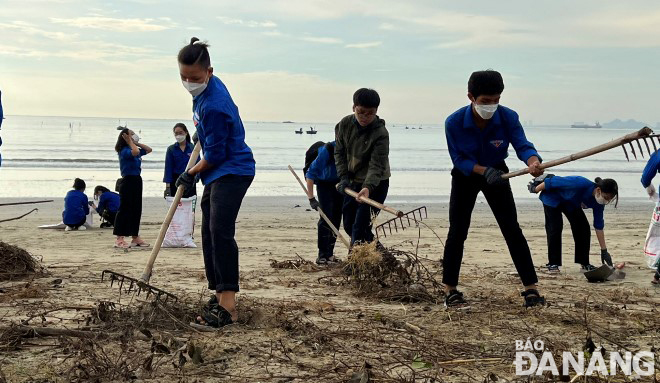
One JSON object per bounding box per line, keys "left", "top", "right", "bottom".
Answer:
{"left": 113, "top": 128, "right": 152, "bottom": 248}
{"left": 175, "top": 37, "right": 256, "bottom": 328}
{"left": 164, "top": 122, "right": 197, "bottom": 198}
{"left": 63, "top": 178, "right": 90, "bottom": 231}
{"left": 305, "top": 140, "right": 342, "bottom": 264}
{"left": 443, "top": 70, "right": 545, "bottom": 309}
{"left": 640, "top": 150, "right": 660, "bottom": 284}
{"left": 90, "top": 185, "right": 120, "bottom": 228}
{"left": 530, "top": 175, "right": 617, "bottom": 273}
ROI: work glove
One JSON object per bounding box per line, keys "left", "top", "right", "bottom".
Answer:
{"left": 164, "top": 187, "right": 172, "bottom": 198}
{"left": 309, "top": 197, "right": 320, "bottom": 211}
{"left": 336, "top": 178, "right": 351, "bottom": 196}
{"left": 600, "top": 248, "right": 613, "bottom": 267}
{"left": 483, "top": 167, "right": 506, "bottom": 185}
{"left": 646, "top": 184, "right": 658, "bottom": 200}
{"left": 175, "top": 172, "right": 196, "bottom": 194}
{"left": 527, "top": 173, "right": 554, "bottom": 194}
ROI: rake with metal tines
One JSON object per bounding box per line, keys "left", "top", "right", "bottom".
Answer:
{"left": 101, "top": 269, "right": 178, "bottom": 302}
{"left": 502, "top": 127, "right": 656, "bottom": 179}
{"left": 375, "top": 206, "right": 428, "bottom": 239}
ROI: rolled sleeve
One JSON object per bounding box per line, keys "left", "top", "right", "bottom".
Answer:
{"left": 200, "top": 109, "right": 230, "bottom": 166}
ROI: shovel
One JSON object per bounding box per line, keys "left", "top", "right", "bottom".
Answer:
{"left": 102, "top": 141, "right": 202, "bottom": 301}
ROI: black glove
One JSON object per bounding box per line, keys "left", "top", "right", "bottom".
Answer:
{"left": 601, "top": 249, "right": 613, "bottom": 267}
{"left": 483, "top": 167, "right": 505, "bottom": 185}
{"left": 164, "top": 187, "right": 172, "bottom": 198}
{"left": 528, "top": 181, "right": 541, "bottom": 193}
{"left": 192, "top": 131, "right": 198, "bottom": 144}
{"left": 336, "top": 178, "right": 351, "bottom": 196}
{"left": 175, "top": 172, "right": 196, "bottom": 194}
{"left": 309, "top": 197, "right": 320, "bottom": 211}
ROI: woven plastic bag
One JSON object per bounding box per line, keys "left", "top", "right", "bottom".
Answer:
{"left": 643, "top": 201, "right": 660, "bottom": 269}
{"left": 162, "top": 196, "right": 197, "bottom": 248}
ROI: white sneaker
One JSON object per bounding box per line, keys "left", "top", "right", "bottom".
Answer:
{"left": 65, "top": 226, "right": 72, "bottom": 231}
{"left": 78, "top": 226, "right": 87, "bottom": 231}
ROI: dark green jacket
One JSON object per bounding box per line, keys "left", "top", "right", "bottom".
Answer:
{"left": 334, "top": 114, "right": 390, "bottom": 192}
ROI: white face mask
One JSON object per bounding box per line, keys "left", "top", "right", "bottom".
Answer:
{"left": 474, "top": 103, "right": 498, "bottom": 120}
{"left": 595, "top": 191, "right": 609, "bottom": 205}
{"left": 131, "top": 133, "right": 140, "bottom": 143}
{"left": 182, "top": 76, "right": 208, "bottom": 97}
{"left": 175, "top": 134, "right": 186, "bottom": 143}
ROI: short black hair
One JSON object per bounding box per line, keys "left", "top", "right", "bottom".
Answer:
{"left": 353, "top": 88, "right": 380, "bottom": 108}
{"left": 468, "top": 70, "right": 504, "bottom": 99}
{"left": 94, "top": 185, "right": 110, "bottom": 195}
{"left": 73, "top": 178, "right": 86, "bottom": 191}
{"left": 178, "top": 37, "right": 211, "bottom": 69}
{"left": 173, "top": 123, "right": 191, "bottom": 143}
{"left": 595, "top": 177, "right": 619, "bottom": 208}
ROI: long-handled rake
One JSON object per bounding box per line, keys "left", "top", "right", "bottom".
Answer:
{"left": 375, "top": 206, "right": 428, "bottom": 239}
{"left": 101, "top": 142, "right": 202, "bottom": 302}
{"left": 503, "top": 126, "right": 656, "bottom": 179}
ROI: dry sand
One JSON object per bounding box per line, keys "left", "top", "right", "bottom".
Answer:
{"left": 0, "top": 196, "right": 659, "bottom": 382}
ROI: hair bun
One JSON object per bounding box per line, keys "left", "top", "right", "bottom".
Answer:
{"left": 594, "top": 177, "right": 602, "bottom": 184}
{"left": 190, "top": 37, "right": 200, "bottom": 45}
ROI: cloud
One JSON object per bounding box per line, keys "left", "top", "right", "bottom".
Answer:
{"left": 300, "top": 36, "right": 343, "bottom": 44}
{"left": 50, "top": 16, "right": 173, "bottom": 32}
{"left": 345, "top": 41, "right": 382, "bottom": 49}
{"left": 217, "top": 16, "right": 277, "bottom": 28}
{"left": 0, "top": 21, "right": 74, "bottom": 41}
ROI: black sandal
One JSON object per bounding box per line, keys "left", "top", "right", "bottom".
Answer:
{"left": 195, "top": 304, "right": 233, "bottom": 328}
{"left": 652, "top": 271, "right": 660, "bottom": 285}
{"left": 444, "top": 290, "right": 470, "bottom": 309}
{"left": 521, "top": 289, "right": 546, "bottom": 308}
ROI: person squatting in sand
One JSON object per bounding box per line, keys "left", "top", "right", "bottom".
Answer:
{"left": 62, "top": 178, "right": 90, "bottom": 231}
{"left": 442, "top": 69, "right": 545, "bottom": 309}
{"left": 529, "top": 175, "right": 618, "bottom": 273}
{"left": 175, "top": 38, "right": 256, "bottom": 328}
{"left": 90, "top": 185, "right": 120, "bottom": 228}
{"left": 113, "top": 128, "right": 152, "bottom": 249}
{"left": 334, "top": 88, "right": 390, "bottom": 246}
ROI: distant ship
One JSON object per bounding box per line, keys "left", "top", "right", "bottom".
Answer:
{"left": 571, "top": 122, "right": 601, "bottom": 129}
{"left": 282, "top": 121, "right": 294, "bottom": 123}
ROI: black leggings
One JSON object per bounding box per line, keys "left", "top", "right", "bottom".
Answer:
{"left": 544, "top": 204, "right": 591, "bottom": 266}
{"left": 113, "top": 175, "right": 143, "bottom": 237}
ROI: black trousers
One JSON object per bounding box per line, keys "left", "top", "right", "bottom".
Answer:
{"left": 113, "top": 175, "right": 142, "bottom": 237}
{"left": 169, "top": 172, "right": 197, "bottom": 198}
{"left": 544, "top": 204, "right": 591, "bottom": 266}
{"left": 342, "top": 179, "right": 389, "bottom": 245}
{"left": 100, "top": 210, "right": 117, "bottom": 226}
{"left": 201, "top": 175, "right": 253, "bottom": 292}
{"left": 67, "top": 217, "right": 86, "bottom": 229}
{"left": 442, "top": 168, "right": 538, "bottom": 287}
{"left": 316, "top": 181, "right": 343, "bottom": 258}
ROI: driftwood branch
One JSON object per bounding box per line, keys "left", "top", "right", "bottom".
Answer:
{"left": 0, "top": 208, "right": 38, "bottom": 223}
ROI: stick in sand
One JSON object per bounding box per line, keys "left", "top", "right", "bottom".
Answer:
{"left": 138, "top": 142, "right": 202, "bottom": 285}
{"left": 0, "top": 200, "right": 53, "bottom": 207}
{"left": 502, "top": 127, "right": 654, "bottom": 179}
{"left": 287, "top": 165, "right": 351, "bottom": 250}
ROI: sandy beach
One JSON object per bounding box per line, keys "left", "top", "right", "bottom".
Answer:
{"left": 1, "top": 196, "right": 659, "bottom": 382}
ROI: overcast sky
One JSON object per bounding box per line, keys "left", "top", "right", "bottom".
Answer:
{"left": 2, "top": 0, "right": 660, "bottom": 125}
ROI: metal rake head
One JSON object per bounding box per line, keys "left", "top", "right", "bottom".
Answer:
{"left": 375, "top": 206, "right": 428, "bottom": 239}
{"left": 101, "top": 269, "right": 177, "bottom": 302}
{"left": 622, "top": 132, "right": 660, "bottom": 161}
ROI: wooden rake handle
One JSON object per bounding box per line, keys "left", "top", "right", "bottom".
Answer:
{"left": 287, "top": 165, "right": 350, "bottom": 249}
{"left": 342, "top": 188, "right": 404, "bottom": 217}
{"left": 502, "top": 126, "right": 654, "bottom": 179}
{"left": 140, "top": 142, "right": 202, "bottom": 284}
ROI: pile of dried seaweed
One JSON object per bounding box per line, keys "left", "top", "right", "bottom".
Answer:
{"left": 0, "top": 241, "right": 45, "bottom": 281}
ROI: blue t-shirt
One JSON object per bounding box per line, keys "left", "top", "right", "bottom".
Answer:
{"left": 540, "top": 175, "right": 605, "bottom": 230}
{"left": 641, "top": 150, "right": 660, "bottom": 188}
{"left": 305, "top": 142, "right": 339, "bottom": 183}
{"left": 118, "top": 146, "right": 147, "bottom": 177}
{"left": 63, "top": 189, "right": 89, "bottom": 225}
{"left": 96, "top": 191, "right": 120, "bottom": 214}
{"left": 192, "top": 75, "right": 255, "bottom": 185}
{"left": 163, "top": 142, "right": 195, "bottom": 183}
{"left": 445, "top": 104, "right": 541, "bottom": 176}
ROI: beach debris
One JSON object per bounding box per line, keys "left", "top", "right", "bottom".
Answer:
{"left": 101, "top": 269, "right": 178, "bottom": 302}
{"left": 270, "top": 256, "right": 321, "bottom": 272}
{"left": 0, "top": 208, "right": 38, "bottom": 223}
{"left": 0, "top": 200, "right": 53, "bottom": 207}
{"left": 375, "top": 206, "right": 428, "bottom": 239}
{"left": 0, "top": 241, "right": 45, "bottom": 281}
{"left": 341, "top": 242, "right": 442, "bottom": 303}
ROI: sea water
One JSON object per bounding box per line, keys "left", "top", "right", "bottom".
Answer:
{"left": 0, "top": 115, "right": 653, "bottom": 204}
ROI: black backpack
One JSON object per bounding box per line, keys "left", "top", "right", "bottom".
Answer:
{"left": 303, "top": 141, "right": 325, "bottom": 177}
